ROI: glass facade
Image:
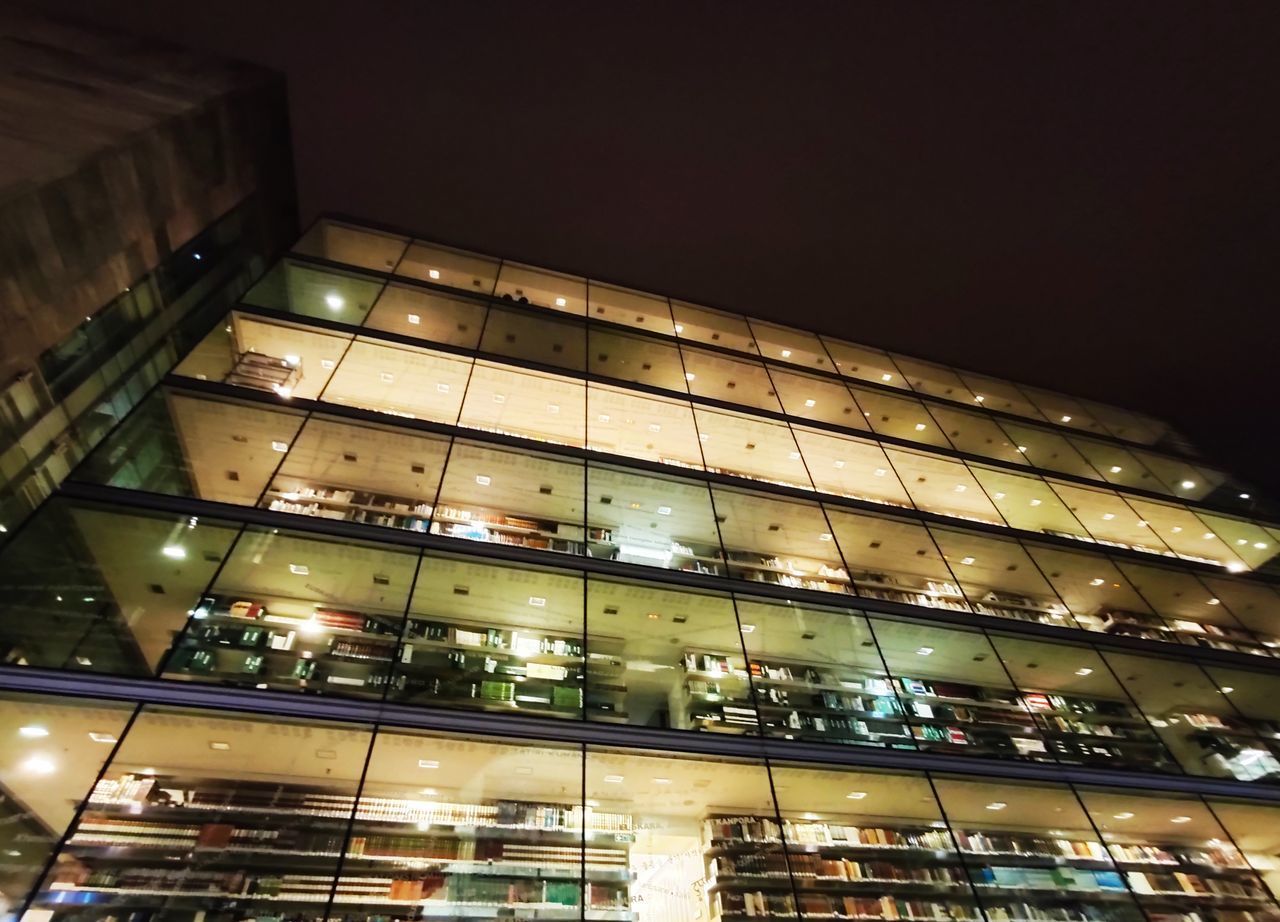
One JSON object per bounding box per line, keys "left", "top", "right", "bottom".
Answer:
{"left": 4, "top": 217, "right": 1280, "bottom": 922}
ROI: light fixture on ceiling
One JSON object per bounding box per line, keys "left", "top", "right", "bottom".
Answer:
{"left": 528, "top": 597, "right": 546, "bottom": 607}
{"left": 819, "top": 533, "right": 832, "bottom": 542}
{"left": 986, "top": 802, "right": 1007, "bottom": 811}
{"left": 653, "top": 777, "right": 672, "bottom": 785}
{"left": 1109, "top": 466, "right": 1122, "bottom": 474}
{"left": 954, "top": 484, "right": 967, "bottom": 493}
{"left": 209, "top": 741, "right": 231, "bottom": 751}
{"left": 428, "top": 269, "right": 440, "bottom": 279}
{"left": 407, "top": 314, "right": 421, "bottom": 325}
{"left": 1029, "top": 498, "right": 1042, "bottom": 506}
{"left": 685, "top": 372, "right": 696, "bottom": 381}
{"left": 324, "top": 292, "right": 344, "bottom": 310}
{"left": 873, "top": 468, "right": 886, "bottom": 477}
{"left": 88, "top": 732, "right": 117, "bottom": 744}
{"left": 380, "top": 372, "right": 394, "bottom": 383}
{"left": 1060, "top": 415, "right": 1072, "bottom": 423}
{"left": 804, "top": 399, "right": 816, "bottom": 408}
{"left": 1089, "top": 578, "right": 1105, "bottom": 586}
{"left": 271, "top": 441, "right": 289, "bottom": 452}
{"left": 916, "top": 646, "right": 934, "bottom": 656}
{"left": 162, "top": 545, "right": 187, "bottom": 560}
{"left": 1171, "top": 816, "right": 1192, "bottom": 824}
{"left": 603, "top": 774, "right": 624, "bottom": 783}
{"left": 475, "top": 475, "right": 491, "bottom": 486}
{"left": 657, "top": 506, "right": 672, "bottom": 516}
{"left": 834, "top": 460, "right": 846, "bottom": 468}
{"left": 846, "top": 791, "right": 868, "bottom": 800}
{"left": 739, "top": 624, "right": 755, "bottom": 634}
{"left": 1101, "top": 513, "right": 1115, "bottom": 520}
{"left": 289, "top": 564, "right": 309, "bottom": 575}
{"left": 21, "top": 755, "right": 56, "bottom": 775}
{"left": 1113, "top": 812, "right": 1134, "bottom": 820}
{"left": 1076, "top": 667, "right": 1093, "bottom": 676}
{"left": 780, "top": 350, "right": 792, "bottom": 358}
{"left": 418, "top": 759, "right": 439, "bottom": 769}
{"left": 1180, "top": 480, "right": 1196, "bottom": 489}
{"left": 18, "top": 726, "right": 48, "bottom": 738}
{"left": 554, "top": 297, "right": 567, "bottom": 307}
{"left": 914, "top": 423, "right": 927, "bottom": 431}
{"left": 960, "top": 556, "right": 975, "bottom": 565}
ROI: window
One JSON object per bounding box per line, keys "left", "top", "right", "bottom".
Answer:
{"left": 585, "top": 464, "right": 721, "bottom": 573}
{"left": 395, "top": 239, "right": 500, "bottom": 294}
{"left": 364, "top": 281, "right": 487, "bottom": 347}
{"left": 494, "top": 262, "right": 586, "bottom": 315}
{"left": 458, "top": 362, "right": 586, "bottom": 447}
{"left": 321, "top": 338, "right": 472, "bottom": 423}
{"left": 713, "top": 488, "right": 848, "bottom": 595}
{"left": 293, "top": 218, "right": 407, "bottom": 271}
{"left": 242, "top": 258, "right": 385, "bottom": 326}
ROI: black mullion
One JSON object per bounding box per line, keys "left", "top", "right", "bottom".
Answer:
{"left": 318, "top": 719, "right": 380, "bottom": 922}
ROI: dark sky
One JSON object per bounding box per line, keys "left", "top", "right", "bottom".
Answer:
{"left": 39, "top": 1, "right": 1280, "bottom": 492}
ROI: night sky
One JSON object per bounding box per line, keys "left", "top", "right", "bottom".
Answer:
{"left": 39, "top": 2, "right": 1280, "bottom": 493}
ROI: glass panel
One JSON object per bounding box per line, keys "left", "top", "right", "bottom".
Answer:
{"left": 395, "top": 239, "right": 500, "bottom": 294}
{"left": 747, "top": 319, "right": 833, "bottom": 372}
{"left": 1102, "top": 651, "right": 1272, "bottom": 782}
{"left": 1207, "top": 798, "right": 1280, "bottom": 904}
{"left": 712, "top": 487, "right": 849, "bottom": 595}
{"left": 1114, "top": 560, "right": 1256, "bottom": 654}
{"left": 671, "top": 300, "right": 757, "bottom": 354}
{"left": 587, "top": 282, "right": 674, "bottom": 332}
{"left": 1200, "top": 665, "right": 1280, "bottom": 770}
{"left": 1200, "top": 575, "right": 1280, "bottom": 652}
{"left": 1069, "top": 437, "right": 1162, "bottom": 492}
{"left": 928, "top": 526, "right": 1075, "bottom": 627}
{"left": 1021, "top": 543, "right": 1155, "bottom": 636}
{"left": 364, "top": 281, "right": 487, "bottom": 348}
{"left": 825, "top": 508, "right": 966, "bottom": 613}
{"left": 695, "top": 408, "right": 813, "bottom": 490}
{"left": 926, "top": 404, "right": 1029, "bottom": 466}
{"left": 0, "top": 500, "right": 239, "bottom": 674}
{"left": 392, "top": 554, "right": 585, "bottom": 718}
{"left": 771, "top": 764, "right": 982, "bottom": 921}
{"left": 1083, "top": 400, "right": 1167, "bottom": 445}
{"left": 998, "top": 420, "right": 1101, "bottom": 480}
{"left": 791, "top": 427, "right": 913, "bottom": 509}
{"left": 1194, "top": 510, "right": 1279, "bottom": 573}
{"left": 1077, "top": 788, "right": 1280, "bottom": 921}
{"left": 737, "top": 597, "right": 914, "bottom": 749}
{"left": 586, "top": 383, "right": 704, "bottom": 469}
{"left": 884, "top": 448, "right": 1002, "bottom": 525}
{"left": 987, "top": 632, "right": 1180, "bottom": 774}
{"left": 432, "top": 441, "right": 585, "bottom": 555}
{"left": 1018, "top": 386, "right": 1110, "bottom": 437}
{"left": 1049, "top": 482, "right": 1172, "bottom": 556}
{"left": 955, "top": 373, "right": 1044, "bottom": 420}
{"left": 1123, "top": 498, "right": 1249, "bottom": 570}
{"left": 32, "top": 708, "right": 372, "bottom": 921}
{"left": 767, "top": 367, "right": 870, "bottom": 431}
{"left": 681, "top": 347, "right": 782, "bottom": 413}
{"left": 852, "top": 387, "right": 953, "bottom": 449}
{"left": 891, "top": 355, "right": 975, "bottom": 402}
{"left": 73, "top": 389, "right": 307, "bottom": 505}
{"left": 933, "top": 776, "right": 1145, "bottom": 922}
{"left": 166, "top": 527, "right": 417, "bottom": 698}
{"left": 586, "top": 464, "right": 721, "bottom": 573}
{"left": 342, "top": 730, "right": 590, "bottom": 918}
{"left": 820, "top": 338, "right": 907, "bottom": 389}
{"left": 293, "top": 218, "right": 407, "bottom": 270}
{"left": 871, "top": 616, "right": 1045, "bottom": 760}
{"left": 321, "top": 338, "right": 472, "bottom": 423}
{"left": 0, "top": 692, "right": 134, "bottom": 918}
{"left": 1134, "top": 449, "right": 1218, "bottom": 502}
{"left": 588, "top": 326, "right": 688, "bottom": 391}
{"left": 587, "top": 746, "right": 785, "bottom": 922}
{"left": 970, "top": 466, "right": 1089, "bottom": 539}
{"left": 480, "top": 304, "right": 587, "bottom": 371}
{"left": 586, "top": 578, "right": 746, "bottom": 731}
{"left": 494, "top": 262, "right": 586, "bottom": 315}
{"left": 263, "top": 416, "right": 449, "bottom": 532}
{"left": 458, "top": 362, "right": 586, "bottom": 447}
{"left": 243, "top": 258, "right": 384, "bottom": 326}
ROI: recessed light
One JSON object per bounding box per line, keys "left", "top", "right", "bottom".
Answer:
{"left": 1203, "top": 532, "right": 1215, "bottom": 540}
{"left": 1101, "top": 513, "right": 1115, "bottom": 520}
{"left": 1060, "top": 415, "right": 1072, "bottom": 423}
{"left": 1207, "top": 598, "right": 1220, "bottom": 605}
{"left": 475, "top": 475, "right": 491, "bottom": 486}
{"left": 283, "top": 354, "right": 301, "bottom": 366}
{"left": 819, "top": 533, "right": 833, "bottom": 542}
{"left": 428, "top": 269, "right": 440, "bottom": 280}
{"left": 1240, "top": 493, "right": 1251, "bottom": 500}
{"left": 1221, "top": 687, "right": 1234, "bottom": 694}
{"left": 209, "top": 741, "right": 231, "bottom": 751}
{"left": 1171, "top": 526, "right": 1182, "bottom": 533}
{"left": 803, "top": 399, "right": 816, "bottom": 408}
{"left": 515, "top": 766, "right": 533, "bottom": 775}
{"left": 653, "top": 777, "right": 672, "bottom": 785}
{"left": 320, "top": 359, "right": 335, "bottom": 369}
{"left": 420, "top": 787, "right": 439, "bottom": 796}
{"left": 1180, "top": 480, "right": 1196, "bottom": 489}
{"left": 75, "top": 656, "right": 92, "bottom": 666}
{"left": 657, "top": 506, "right": 672, "bottom": 516}
{"left": 380, "top": 372, "right": 394, "bottom": 383}
{"left": 878, "top": 373, "right": 893, "bottom": 382}
{"left": 18, "top": 726, "right": 48, "bottom": 738}
{"left": 554, "top": 297, "right": 567, "bottom": 307}
{"left": 914, "top": 423, "right": 927, "bottom": 431}
{"left": 162, "top": 545, "right": 186, "bottom": 560}
{"left": 21, "top": 755, "right": 56, "bottom": 775}
{"left": 1029, "top": 498, "right": 1042, "bottom": 506}
{"left": 674, "top": 324, "right": 684, "bottom": 333}
{"left": 1109, "top": 466, "right": 1122, "bottom": 474}
{"left": 1089, "top": 578, "right": 1106, "bottom": 586}
{"left": 407, "top": 313, "right": 421, "bottom": 325}
{"left": 603, "top": 774, "right": 624, "bottom": 783}
{"left": 1113, "top": 812, "right": 1134, "bottom": 820}
{"left": 528, "top": 596, "right": 546, "bottom": 607}
{"left": 648, "top": 423, "right": 662, "bottom": 433}
{"left": 834, "top": 460, "right": 846, "bottom": 468}
{"left": 992, "top": 492, "right": 1006, "bottom": 499}
{"left": 1237, "top": 539, "right": 1249, "bottom": 546}
{"left": 597, "top": 414, "right": 610, "bottom": 423}
{"left": 1171, "top": 816, "right": 1192, "bottom": 824}
{"left": 846, "top": 791, "right": 868, "bottom": 800}
{"left": 916, "top": 646, "right": 934, "bottom": 656}
{"left": 954, "top": 484, "right": 967, "bottom": 493}
{"left": 780, "top": 350, "right": 792, "bottom": 358}
{"left": 959, "top": 556, "right": 975, "bottom": 565}
{"left": 685, "top": 372, "right": 696, "bottom": 381}
{"left": 546, "top": 404, "right": 559, "bottom": 414}
{"left": 788, "top": 451, "right": 801, "bottom": 460}
{"left": 1255, "top": 542, "right": 1269, "bottom": 549}
{"left": 418, "top": 760, "right": 439, "bottom": 769}
{"left": 493, "top": 394, "right": 506, "bottom": 404}
{"left": 986, "top": 802, "right": 1007, "bottom": 811}
{"left": 740, "top": 624, "right": 755, "bottom": 634}
{"left": 436, "top": 382, "right": 450, "bottom": 393}
{"left": 289, "top": 564, "right": 309, "bottom": 575}
{"left": 873, "top": 468, "right": 886, "bottom": 477}
{"left": 88, "top": 732, "right": 117, "bottom": 744}
{"left": 1017, "top": 446, "right": 1028, "bottom": 453}
{"left": 974, "top": 395, "right": 985, "bottom": 403}
{"left": 1227, "top": 562, "right": 1247, "bottom": 573}
{"left": 271, "top": 441, "right": 288, "bottom": 452}
{"left": 324, "top": 292, "right": 344, "bottom": 310}
{"left": 1076, "top": 667, "right": 1093, "bottom": 676}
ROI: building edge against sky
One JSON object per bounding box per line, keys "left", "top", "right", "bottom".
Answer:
{"left": 4, "top": 23, "right": 1280, "bottom": 920}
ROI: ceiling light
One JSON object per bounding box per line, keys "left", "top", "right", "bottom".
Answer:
{"left": 916, "top": 646, "right": 934, "bottom": 656}
{"left": 271, "top": 441, "right": 288, "bottom": 452}
{"left": 1227, "top": 562, "right": 1247, "bottom": 573}
{"left": 873, "top": 468, "right": 886, "bottom": 477}
{"left": 22, "top": 755, "right": 56, "bottom": 775}
{"left": 88, "top": 732, "right": 117, "bottom": 744}
{"left": 554, "top": 297, "right": 567, "bottom": 307}
{"left": 1060, "top": 415, "right": 1072, "bottom": 423}
{"left": 1089, "top": 578, "right": 1106, "bottom": 586}
{"left": 804, "top": 399, "right": 816, "bottom": 408}
{"left": 1237, "top": 539, "right": 1249, "bottom": 545}
{"left": 418, "top": 760, "right": 439, "bottom": 769}
{"left": 780, "top": 350, "right": 792, "bottom": 358}
{"left": 739, "top": 624, "right": 755, "bottom": 634}
{"left": 1171, "top": 526, "right": 1182, "bottom": 533}
{"left": 528, "top": 596, "right": 546, "bottom": 607}
{"left": 914, "top": 423, "right": 927, "bottom": 431}
{"left": 986, "top": 802, "right": 1007, "bottom": 811}
{"left": 1240, "top": 493, "right": 1251, "bottom": 500}
{"left": 1076, "top": 667, "right": 1093, "bottom": 676}
{"left": 493, "top": 394, "right": 506, "bottom": 403}
{"left": 960, "top": 556, "right": 975, "bottom": 565}
{"left": 420, "top": 787, "right": 439, "bottom": 796}
{"left": 289, "top": 564, "right": 309, "bottom": 575}
{"left": 1109, "top": 466, "right": 1122, "bottom": 474}
{"left": 1171, "top": 816, "right": 1192, "bottom": 824}
{"left": 1203, "top": 532, "right": 1216, "bottom": 540}
{"left": 657, "top": 506, "right": 672, "bottom": 516}
{"left": 1207, "top": 598, "right": 1220, "bottom": 605}
{"left": 788, "top": 451, "right": 801, "bottom": 460}
{"left": 954, "top": 484, "right": 967, "bottom": 493}
{"left": 685, "top": 372, "right": 696, "bottom": 381}
{"left": 881, "top": 373, "right": 893, "bottom": 382}
{"left": 428, "top": 269, "right": 440, "bottom": 279}
{"left": 472, "top": 475, "right": 492, "bottom": 488}
{"left": 18, "top": 726, "right": 48, "bottom": 738}
{"left": 992, "top": 492, "right": 1006, "bottom": 500}
{"left": 820, "top": 533, "right": 833, "bottom": 542}
{"left": 324, "top": 292, "right": 344, "bottom": 310}
{"left": 974, "top": 395, "right": 985, "bottom": 403}
{"left": 209, "top": 741, "right": 231, "bottom": 751}
{"left": 648, "top": 423, "right": 662, "bottom": 433}
{"left": 546, "top": 404, "right": 559, "bottom": 414}
{"left": 1255, "top": 542, "right": 1269, "bottom": 549}
{"left": 674, "top": 324, "right": 684, "bottom": 333}
{"left": 846, "top": 791, "right": 868, "bottom": 800}
{"left": 1017, "top": 446, "right": 1028, "bottom": 453}
{"left": 834, "top": 460, "right": 846, "bottom": 468}
{"left": 407, "top": 313, "right": 421, "bottom": 325}
{"left": 653, "top": 778, "right": 672, "bottom": 785}
{"left": 1029, "top": 498, "right": 1042, "bottom": 506}
{"left": 1180, "top": 480, "right": 1196, "bottom": 489}
{"left": 597, "top": 414, "right": 610, "bottom": 423}
{"left": 162, "top": 545, "right": 187, "bottom": 560}
{"left": 603, "top": 775, "right": 624, "bottom": 783}
{"left": 1221, "top": 687, "right": 1234, "bottom": 694}
{"left": 1101, "top": 513, "right": 1115, "bottom": 520}
{"left": 380, "top": 372, "right": 394, "bottom": 383}
{"left": 436, "top": 382, "right": 450, "bottom": 393}
{"left": 1113, "top": 812, "right": 1134, "bottom": 820}
{"left": 283, "top": 354, "right": 300, "bottom": 366}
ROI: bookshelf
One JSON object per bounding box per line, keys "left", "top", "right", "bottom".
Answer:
{"left": 1100, "top": 609, "right": 1277, "bottom": 658}
{"left": 265, "top": 482, "right": 433, "bottom": 531}
{"left": 725, "top": 551, "right": 854, "bottom": 594}
{"left": 430, "top": 503, "right": 585, "bottom": 554}
{"left": 37, "top": 773, "right": 636, "bottom": 921}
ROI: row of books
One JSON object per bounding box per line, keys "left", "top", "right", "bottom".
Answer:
{"left": 713, "top": 890, "right": 969, "bottom": 920}
{"left": 1126, "top": 871, "right": 1268, "bottom": 899}
{"left": 714, "top": 853, "right": 965, "bottom": 884}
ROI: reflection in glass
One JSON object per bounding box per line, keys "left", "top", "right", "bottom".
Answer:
{"left": 320, "top": 338, "right": 472, "bottom": 423}
{"left": 293, "top": 219, "right": 407, "bottom": 271}
{"left": 494, "top": 262, "right": 586, "bottom": 315}
{"left": 713, "top": 488, "right": 848, "bottom": 594}
{"left": 586, "top": 465, "right": 722, "bottom": 573}
{"left": 243, "top": 258, "right": 385, "bottom": 326}
{"left": 826, "top": 509, "right": 966, "bottom": 613}
{"left": 395, "top": 239, "right": 500, "bottom": 293}
{"left": 458, "top": 362, "right": 586, "bottom": 447}
{"left": 589, "top": 326, "right": 688, "bottom": 391}
{"left": 480, "top": 305, "right": 587, "bottom": 371}
{"left": 364, "top": 281, "right": 487, "bottom": 347}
